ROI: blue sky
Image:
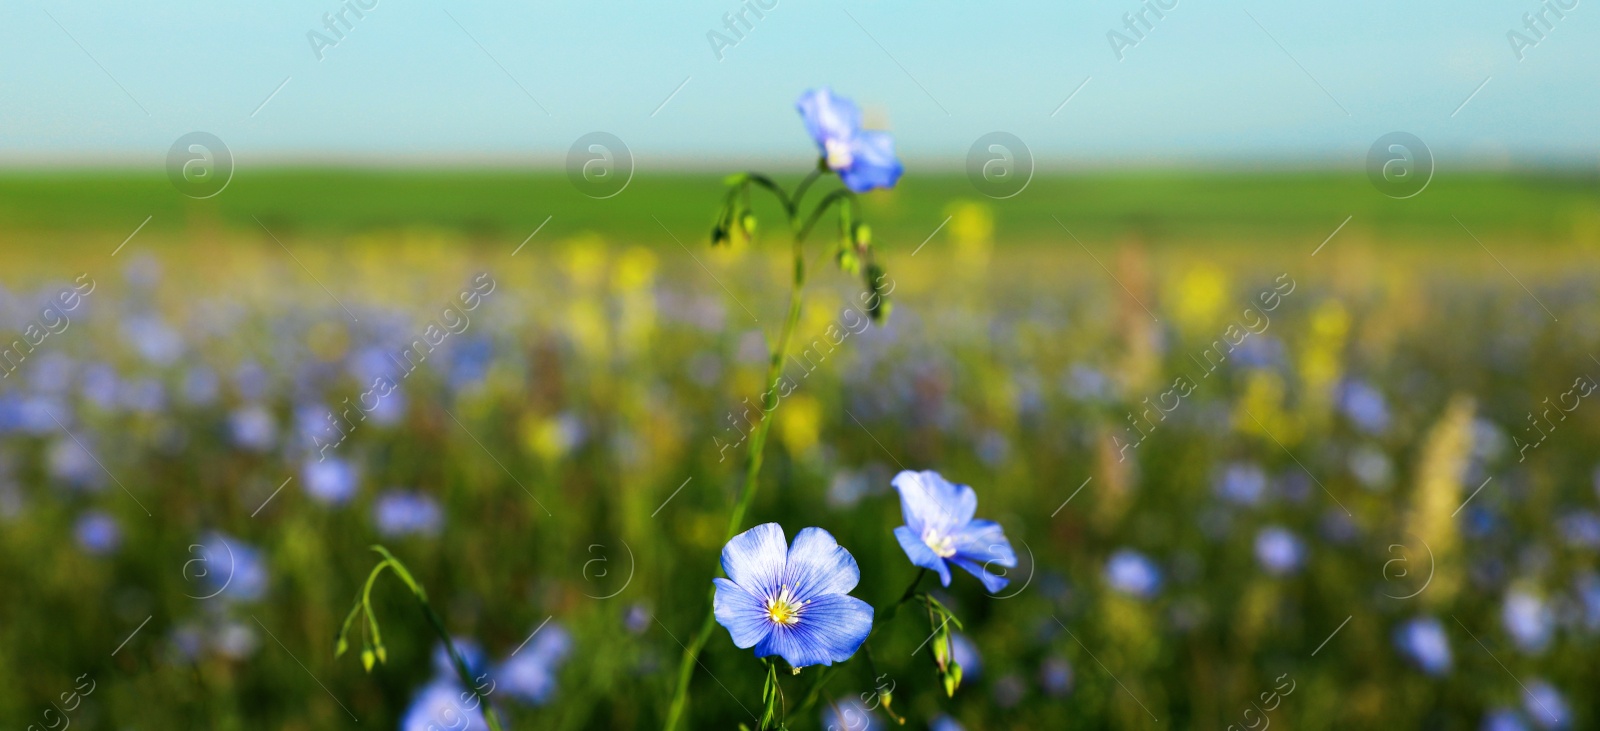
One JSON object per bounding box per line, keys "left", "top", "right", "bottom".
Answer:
{"left": 1, "top": 0, "right": 1595, "bottom": 168}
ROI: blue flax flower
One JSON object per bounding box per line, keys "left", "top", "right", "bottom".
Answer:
{"left": 796, "top": 88, "right": 903, "bottom": 193}
{"left": 495, "top": 622, "right": 572, "bottom": 705}
{"left": 74, "top": 511, "right": 121, "bottom": 555}
{"left": 1394, "top": 616, "right": 1451, "bottom": 676}
{"left": 401, "top": 680, "right": 487, "bottom": 731}
{"left": 892, "top": 470, "right": 1017, "bottom": 592}
{"left": 1523, "top": 679, "right": 1570, "bottom": 730}
{"left": 1483, "top": 708, "right": 1529, "bottom": 731}
{"left": 1105, "top": 549, "right": 1162, "bottom": 599}
{"left": 712, "top": 523, "right": 873, "bottom": 668}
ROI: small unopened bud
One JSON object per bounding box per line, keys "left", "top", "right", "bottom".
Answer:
{"left": 943, "top": 662, "right": 963, "bottom": 697}
{"left": 741, "top": 213, "right": 757, "bottom": 235}
{"left": 853, "top": 223, "right": 871, "bottom": 247}
{"left": 361, "top": 648, "right": 376, "bottom": 672}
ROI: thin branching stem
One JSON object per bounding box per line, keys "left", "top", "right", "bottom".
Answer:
{"left": 664, "top": 169, "right": 834, "bottom": 731}
{"left": 338, "top": 546, "right": 506, "bottom": 731}
{"left": 792, "top": 568, "right": 927, "bottom": 717}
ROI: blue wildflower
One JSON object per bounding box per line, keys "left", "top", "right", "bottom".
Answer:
{"left": 431, "top": 638, "right": 488, "bottom": 679}
{"left": 1502, "top": 589, "right": 1552, "bottom": 654}
{"left": 1484, "top": 708, "right": 1530, "bottom": 731}
{"left": 122, "top": 314, "right": 183, "bottom": 365}
{"left": 795, "top": 88, "right": 903, "bottom": 193}
{"left": 1233, "top": 335, "right": 1284, "bottom": 369}
{"left": 303, "top": 457, "right": 359, "bottom": 505}
{"left": 234, "top": 362, "right": 270, "bottom": 401}
{"left": 229, "top": 404, "right": 277, "bottom": 452}
{"left": 624, "top": 604, "right": 650, "bottom": 635}
{"left": 891, "top": 470, "right": 1016, "bottom": 592}
{"left": 401, "top": 680, "right": 487, "bottom": 731}
{"left": 1522, "top": 679, "right": 1570, "bottom": 730}
{"left": 1040, "top": 656, "right": 1074, "bottom": 697}
{"left": 826, "top": 470, "right": 872, "bottom": 509}
{"left": 74, "top": 511, "right": 121, "bottom": 555}
{"left": 712, "top": 523, "right": 873, "bottom": 668}
{"left": 495, "top": 622, "right": 572, "bottom": 705}
{"left": 30, "top": 352, "right": 75, "bottom": 394}
{"left": 1348, "top": 445, "right": 1393, "bottom": 491}
{"left": 120, "top": 378, "right": 165, "bottom": 414}
{"left": 194, "top": 532, "right": 268, "bottom": 603}
{"left": 214, "top": 621, "right": 259, "bottom": 660}
{"left": 1339, "top": 379, "right": 1391, "bottom": 435}
{"left": 81, "top": 364, "right": 120, "bottom": 411}
{"left": 820, "top": 697, "right": 878, "bottom": 731}
{"left": 1576, "top": 572, "right": 1600, "bottom": 632}
{"left": 374, "top": 491, "right": 443, "bottom": 538}
{"left": 1105, "top": 549, "right": 1162, "bottom": 599}
{"left": 369, "top": 387, "right": 406, "bottom": 426}
{"left": 1254, "top": 526, "right": 1306, "bottom": 576}
{"left": 1215, "top": 462, "right": 1267, "bottom": 505}
{"left": 1394, "top": 617, "right": 1451, "bottom": 676}
{"left": 1558, "top": 511, "right": 1600, "bottom": 548}
{"left": 1064, "top": 364, "right": 1112, "bottom": 402}
{"left": 931, "top": 715, "right": 966, "bottom": 731}
{"left": 180, "top": 366, "right": 219, "bottom": 406}
{"left": 48, "top": 437, "right": 101, "bottom": 490}
{"left": 993, "top": 673, "right": 1025, "bottom": 709}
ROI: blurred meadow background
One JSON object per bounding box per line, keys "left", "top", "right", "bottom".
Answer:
{"left": 5, "top": 1, "right": 1600, "bottom": 729}
{"left": 3, "top": 170, "right": 1599, "bottom": 730}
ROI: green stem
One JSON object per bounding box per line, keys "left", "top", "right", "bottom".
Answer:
{"left": 664, "top": 173, "right": 820, "bottom": 731}
{"left": 793, "top": 569, "right": 927, "bottom": 717}
{"left": 348, "top": 548, "right": 506, "bottom": 731}
{"left": 795, "top": 189, "right": 857, "bottom": 244}
{"left": 790, "top": 168, "right": 823, "bottom": 217}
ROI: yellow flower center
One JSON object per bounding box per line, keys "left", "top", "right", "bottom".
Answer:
{"left": 824, "top": 139, "right": 854, "bottom": 170}
{"left": 922, "top": 527, "right": 957, "bottom": 558}
{"left": 765, "top": 584, "right": 806, "bottom": 626}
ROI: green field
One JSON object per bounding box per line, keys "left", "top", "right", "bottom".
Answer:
{"left": 3, "top": 169, "right": 1595, "bottom": 247}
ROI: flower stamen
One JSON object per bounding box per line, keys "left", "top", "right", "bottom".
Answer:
{"left": 765, "top": 584, "right": 803, "bottom": 626}
{"left": 824, "top": 139, "right": 854, "bottom": 170}
{"left": 922, "top": 527, "right": 957, "bottom": 558}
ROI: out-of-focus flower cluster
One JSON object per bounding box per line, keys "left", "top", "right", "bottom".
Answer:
{"left": 0, "top": 231, "right": 1590, "bottom": 729}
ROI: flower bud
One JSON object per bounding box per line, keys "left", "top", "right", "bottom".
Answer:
{"left": 943, "top": 662, "right": 963, "bottom": 697}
